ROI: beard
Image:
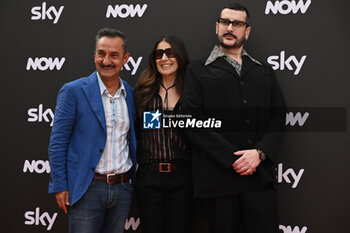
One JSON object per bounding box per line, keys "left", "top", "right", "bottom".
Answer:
{"left": 218, "top": 33, "right": 246, "bottom": 49}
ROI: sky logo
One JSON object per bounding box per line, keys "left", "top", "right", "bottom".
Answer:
{"left": 24, "top": 207, "right": 57, "bottom": 231}
{"left": 27, "top": 104, "right": 54, "bottom": 126}
{"left": 31, "top": 2, "right": 64, "bottom": 24}
{"left": 277, "top": 163, "right": 304, "bottom": 188}
{"left": 123, "top": 56, "right": 143, "bottom": 75}
{"left": 143, "top": 110, "right": 161, "bottom": 129}
{"left": 267, "top": 51, "right": 306, "bottom": 75}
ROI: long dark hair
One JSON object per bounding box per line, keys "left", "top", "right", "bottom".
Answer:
{"left": 134, "top": 35, "right": 190, "bottom": 117}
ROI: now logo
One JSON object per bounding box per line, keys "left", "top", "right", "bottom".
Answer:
{"left": 279, "top": 225, "right": 308, "bottom": 233}
{"left": 286, "top": 112, "right": 309, "bottom": 126}
{"left": 265, "top": 0, "right": 311, "bottom": 15}
{"left": 106, "top": 4, "right": 148, "bottom": 18}
{"left": 125, "top": 217, "right": 140, "bottom": 231}
{"left": 23, "top": 160, "right": 51, "bottom": 174}
{"left": 267, "top": 51, "right": 306, "bottom": 75}
{"left": 24, "top": 207, "right": 57, "bottom": 231}
{"left": 31, "top": 2, "right": 64, "bottom": 24}
{"left": 26, "top": 57, "right": 65, "bottom": 71}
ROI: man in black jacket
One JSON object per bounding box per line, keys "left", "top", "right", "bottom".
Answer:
{"left": 182, "top": 3, "right": 286, "bottom": 233}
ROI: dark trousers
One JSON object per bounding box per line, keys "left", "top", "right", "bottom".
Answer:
{"left": 202, "top": 183, "right": 279, "bottom": 233}
{"left": 135, "top": 163, "right": 193, "bottom": 233}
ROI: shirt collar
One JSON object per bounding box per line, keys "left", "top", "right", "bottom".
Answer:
{"left": 96, "top": 72, "right": 126, "bottom": 97}
{"left": 205, "top": 45, "right": 262, "bottom": 66}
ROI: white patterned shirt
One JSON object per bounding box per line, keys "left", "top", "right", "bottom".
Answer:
{"left": 95, "top": 73, "right": 132, "bottom": 174}
{"left": 205, "top": 45, "right": 262, "bottom": 75}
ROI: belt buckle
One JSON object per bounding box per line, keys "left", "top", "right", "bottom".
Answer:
{"left": 159, "top": 163, "right": 171, "bottom": 173}
{"left": 106, "top": 174, "right": 116, "bottom": 184}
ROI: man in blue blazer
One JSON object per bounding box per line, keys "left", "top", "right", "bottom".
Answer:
{"left": 48, "top": 28, "right": 137, "bottom": 233}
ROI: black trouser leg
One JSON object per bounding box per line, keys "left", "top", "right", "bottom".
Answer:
{"left": 240, "top": 184, "right": 279, "bottom": 233}
{"left": 135, "top": 167, "right": 165, "bottom": 233}
{"left": 202, "top": 183, "right": 279, "bottom": 233}
{"left": 135, "top": 165, "right": 193, "bottom": 233}
{"left": 202, "top": 195, "right": 241, "bottom": 233}
{"left": 164, "top": 167, "right": 193, "bottom": 233}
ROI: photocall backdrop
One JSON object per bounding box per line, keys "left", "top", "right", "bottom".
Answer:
{"left": 1, "top": 0, "right": 349, "bottom": 232}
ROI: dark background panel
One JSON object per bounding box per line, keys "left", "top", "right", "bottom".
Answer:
{"left": 1, "top": 0, "right": 349, "bottom": 232}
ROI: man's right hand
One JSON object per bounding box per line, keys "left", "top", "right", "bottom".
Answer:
{"left": 54, "top": 190, "right": 70, "bottom": 214}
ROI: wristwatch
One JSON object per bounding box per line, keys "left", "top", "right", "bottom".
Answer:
{"left": 257, "top": 149, "right": 266, "bottom": 161}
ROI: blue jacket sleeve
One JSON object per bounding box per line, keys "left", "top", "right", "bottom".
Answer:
{"left": 48, "top": 84, "right": 77, "bottom": 193}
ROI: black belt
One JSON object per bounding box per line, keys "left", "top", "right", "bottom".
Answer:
{"left": 141, "top": 161, "right": 191, "bottom": 173}
{"left": 94, "top": 172, "right": 130, "bottom": 184}
{"left": 157, "top": 162, "right": 176, "bottom": 173}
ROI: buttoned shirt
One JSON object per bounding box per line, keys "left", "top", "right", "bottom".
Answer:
{"left": 95, "top": 73, "right": 132, "bottom": 174}
{"left": 205, "top": 45, "right": 261, "bottom": 75}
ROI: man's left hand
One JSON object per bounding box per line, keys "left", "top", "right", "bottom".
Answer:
{"left": 232, "top": 149, "right": 261, "bottom": 176}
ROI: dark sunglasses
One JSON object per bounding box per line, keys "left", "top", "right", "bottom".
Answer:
{"left": 154, "top": 48, "right": 176, "bottom": 60}
{"left": 217, "top": 18, "right": 249, "bottom": 28}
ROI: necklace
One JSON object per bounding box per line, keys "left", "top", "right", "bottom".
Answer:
{"left": 160, "top": 82, "right": 176, "bottom": 110}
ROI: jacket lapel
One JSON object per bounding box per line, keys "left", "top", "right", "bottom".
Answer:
{"left": 209, "top": 56, "right": 259, "bottom": 79}
{"left": 209, "top": 57, "right": 240, "bottom": 78}
{"left": 240, "top": 56, "right": 256, "bottom": 78}
{"left": 82, "top": 72, "right": 106, "bottom": 132}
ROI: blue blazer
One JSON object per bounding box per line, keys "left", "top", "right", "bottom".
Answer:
{"left": 48, "top": 71, "right": 137, "bottom": 205}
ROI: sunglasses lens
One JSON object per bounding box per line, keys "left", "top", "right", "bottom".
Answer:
{"left": 165, "top": 49, "right": 176, "bottom": 58}
{"left": 154, "top": 49, "right": 164, "bottom": 59}
{"left": 154, "top": 48, "right": 176, "bottom": 59}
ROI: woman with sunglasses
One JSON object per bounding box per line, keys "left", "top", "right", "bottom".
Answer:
{"left": 134, "top": 35, "right": 192, "bottom": 233}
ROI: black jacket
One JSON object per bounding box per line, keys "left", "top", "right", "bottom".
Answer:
{"left": 182, "top": 55, "right": 286, "bottom": 198}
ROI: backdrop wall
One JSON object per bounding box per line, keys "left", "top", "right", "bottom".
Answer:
{"left": 1, "top": 0, "right": 349, "bottom": 233}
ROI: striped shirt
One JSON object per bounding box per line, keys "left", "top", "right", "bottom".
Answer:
{"left": 95, "top": 73, "right": 132, "bottom": 174}
{"left": 138, "top": 93, "right": 190, "bottom": 163}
